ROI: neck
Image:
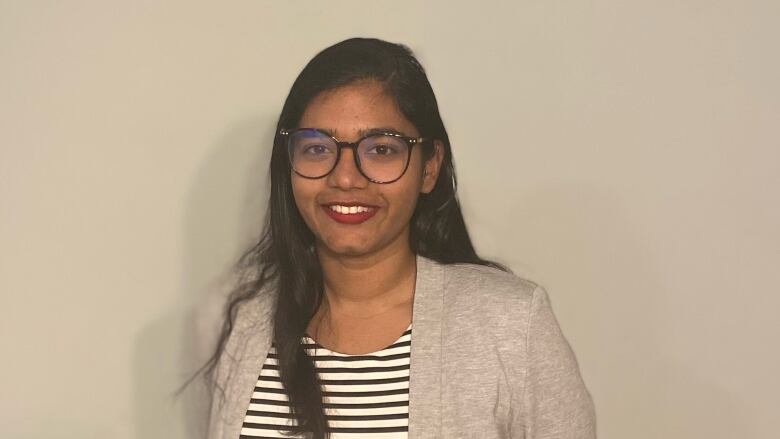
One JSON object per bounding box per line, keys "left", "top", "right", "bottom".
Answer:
{"left": 315, "top": 241, "right": 417, "bottom": 319}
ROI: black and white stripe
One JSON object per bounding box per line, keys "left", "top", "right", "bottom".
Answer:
{"left": 240, "top": 325, "right": 412, "bottom": 438}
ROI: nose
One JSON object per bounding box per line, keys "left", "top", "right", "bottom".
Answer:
{"left": 327, "top": 146, "right": 369, "bottom": 189}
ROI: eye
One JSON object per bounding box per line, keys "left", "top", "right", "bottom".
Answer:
{"left": 302, "top": 143, "right": 333, "bottom": 155}
{"left": 366, "top": 143, "right": 399, "bottom": 155}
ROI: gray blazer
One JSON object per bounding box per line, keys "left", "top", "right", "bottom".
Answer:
{"left": 207, "top": 254, "right": 596, "bottom": 438}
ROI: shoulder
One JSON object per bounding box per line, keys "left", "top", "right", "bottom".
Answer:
{"left": 429, "top": 259, "right": 544, "bottom": 336}
{"left": 441, "top": 261, "right": 539, "bottom": 309}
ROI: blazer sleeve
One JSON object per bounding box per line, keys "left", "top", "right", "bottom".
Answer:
{"left": 515, "top": 285, "right": 597, "bottom": 438}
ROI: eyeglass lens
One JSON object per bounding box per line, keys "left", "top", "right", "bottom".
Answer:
{"left": 288, "top": 129, "right": 410, "bottom": 182}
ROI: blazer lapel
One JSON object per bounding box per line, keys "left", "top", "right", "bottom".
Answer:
{"left": 408, "top": 254, "right": 444, "bottom": 438}
{"left": 212, "top": 254, "right": 444, "bottom": 439}
{"left": 213, "top": 291, "right": 276, "bottom": 439}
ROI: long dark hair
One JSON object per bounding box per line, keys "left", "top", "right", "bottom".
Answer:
{"left": 192, "top": 37, "right": 508, "bottom": 438}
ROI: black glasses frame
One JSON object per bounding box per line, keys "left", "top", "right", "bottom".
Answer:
{"left": 280, "top": 128, "right": 430, "bottom": 184}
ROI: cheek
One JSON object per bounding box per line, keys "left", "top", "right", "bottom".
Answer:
{"left": 387, "top": 180, "right": 424, "bottom": 219}
{"left": 291, "top": 177, "right": 315, "bottom": 217}
{"left": 400, "top": 157, "right": 425, "bottom": 196}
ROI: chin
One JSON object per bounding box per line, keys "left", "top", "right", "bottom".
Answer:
{"left": 337, "top": 242, "right": 374, "bottom": 255}
{"left": 319, "top": 239, "right": 373, "bottom": 256}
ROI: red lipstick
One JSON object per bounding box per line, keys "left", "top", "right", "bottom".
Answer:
{"left": 321, "top": 205, "right": 379, "bottom": 224}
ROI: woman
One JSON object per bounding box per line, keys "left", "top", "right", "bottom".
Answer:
{"left": 203, "top": 38, "right": 595, "bottom": 438}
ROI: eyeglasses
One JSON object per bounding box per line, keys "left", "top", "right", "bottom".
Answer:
{"left": 280, "top": 128, "right": 431, "bottom": 184}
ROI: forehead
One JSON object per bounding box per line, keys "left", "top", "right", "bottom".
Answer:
{"left": 298, "top": 80, "right": 419, "bottom": 139}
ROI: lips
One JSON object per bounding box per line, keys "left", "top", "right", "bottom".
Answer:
{"left": 321, "top": 203, "right": 379, "bottom": 225}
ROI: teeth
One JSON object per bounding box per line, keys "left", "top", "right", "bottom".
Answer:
{"left": 329, "top": 205, "right": 374, "bottom": 214}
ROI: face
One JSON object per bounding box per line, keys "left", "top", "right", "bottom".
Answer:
{"left": 292, "top": 80, "right": 443, "bottom": 259}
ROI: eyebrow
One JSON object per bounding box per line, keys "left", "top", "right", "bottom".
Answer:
{"left": 318, "top": 127, "right": 411, "bottom": 138}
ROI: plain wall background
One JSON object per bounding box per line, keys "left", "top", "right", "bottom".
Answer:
{"left": 1, "top": 1, "right": 778, "bottom": 438}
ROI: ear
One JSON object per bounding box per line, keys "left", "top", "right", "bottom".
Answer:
{"left": 420, "top": 140, "right": 445, "bottom": 194}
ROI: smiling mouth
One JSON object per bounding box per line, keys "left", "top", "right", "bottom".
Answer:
{"left": 321, "top": 204, "right": 379, "bottom": 224}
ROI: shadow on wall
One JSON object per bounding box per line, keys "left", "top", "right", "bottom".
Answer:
{"left": 131, "top": 117, "right": 275, "bottom": 439}
{"left": 134, "top": 137, "right": 754, "bottom": 438}
{"left": 502, "top": 183, "right": 751, "bottom": 439}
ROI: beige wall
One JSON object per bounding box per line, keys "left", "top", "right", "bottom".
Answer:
{"left": 1, "top": 1, "right": 778, "bottom": 438}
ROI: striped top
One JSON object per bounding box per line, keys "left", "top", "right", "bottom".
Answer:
{"left": 240, "top": 324, "right": 412, "bottom": 439}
